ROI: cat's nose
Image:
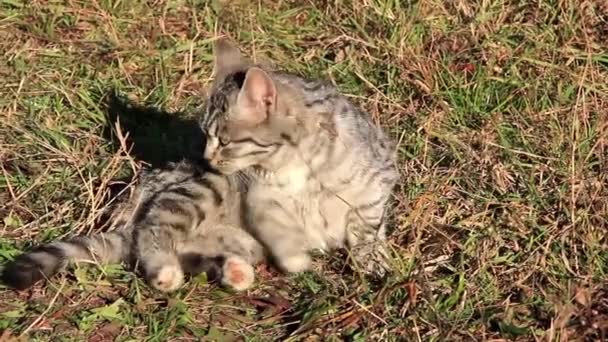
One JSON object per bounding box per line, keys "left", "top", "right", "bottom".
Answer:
{"left": 208, "top": 157, "right": 226, "bottom": 169}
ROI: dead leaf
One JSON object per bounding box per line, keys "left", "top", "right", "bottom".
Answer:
{"left": 246, "top": 292, "right": 292, "bottom": 317}
{"left": 406, "top": 282, "right": 418, "bottom": 307}
{"left": 574, "top": 287, "right": 590, "bottom": 306}
{"left": 0, "top": 329, "right": 26, "bottom": 342}
{"left": 88, "top": 322, "right": 122, "bottom": 342}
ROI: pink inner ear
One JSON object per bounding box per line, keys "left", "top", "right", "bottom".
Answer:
{"left": 235, "top": 68, "right": 276, "bottom": 124}
{"left": 244, "top": 68, "right": 276, "bottom": 104}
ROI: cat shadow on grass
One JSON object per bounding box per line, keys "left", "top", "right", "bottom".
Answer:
{"left": 102, "top": 90, "right": 207, "bottom": 169}
{"left": 100, "top": 90, "right": 212, "bottom": 213}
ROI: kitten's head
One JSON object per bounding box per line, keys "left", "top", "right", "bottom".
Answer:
{"left": 201, "top": 39, "right": 298, "bottom": 174}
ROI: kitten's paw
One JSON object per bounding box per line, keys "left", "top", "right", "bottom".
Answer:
{"left": 150, "top": 264, "right": 185, "bottom": 292}
{"left": 278, "top": 253, "right": 312, "bottom": 273}
{"left": 352, "top": 244, "right": 391, "bottom": 277}
{"left": 221, "top": 256, "right": 254, "bottom": 291}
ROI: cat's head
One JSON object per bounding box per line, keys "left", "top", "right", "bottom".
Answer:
{"left": 201, "top": 39, "right": 299, "bottom": 174}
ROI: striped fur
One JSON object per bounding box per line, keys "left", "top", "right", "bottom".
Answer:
{"left": 1, "top": 161, "right": 264, "bottom": 292}
{"left": 1, "top": 231, "right": 130, "bottom": 291}
{"left": 202, "top": 39, "right": 398, "bottom": 275}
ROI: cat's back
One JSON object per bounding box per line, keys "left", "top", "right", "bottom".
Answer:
{"left": 273, "top": 71, "right": 395, "bottom": 171}
{"left": 134, "top": 161, "right": 244, "bottom": 228}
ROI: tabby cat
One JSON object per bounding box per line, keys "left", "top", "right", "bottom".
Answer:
{"left": 1, "top": 38, "right": 398, "bottom": 293}
{"left": 1, "top": 161, "right": 263, "bottom": 292}
{"left": 202, "top": 39, "right": 398, "bottom": 276}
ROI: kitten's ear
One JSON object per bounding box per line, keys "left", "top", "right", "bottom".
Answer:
{"left": 213, "top": 38, "right": 249, "bottom": 81}
{"left": 234, "top": 67, "right": 276, "bottom": 125}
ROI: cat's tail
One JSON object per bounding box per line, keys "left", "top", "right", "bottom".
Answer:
{"left": 1, "top": 230, "right": 131, "bottom": 290}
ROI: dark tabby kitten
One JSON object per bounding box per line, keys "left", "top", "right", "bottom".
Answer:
{"left": 1, "top": 162, "right": 263, "bottom": 292}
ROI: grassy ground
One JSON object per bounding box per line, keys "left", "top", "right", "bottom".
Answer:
{"left": 1, "top": 0, "right": 607, "bottom": 340}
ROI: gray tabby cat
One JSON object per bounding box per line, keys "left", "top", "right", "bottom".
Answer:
{"left": 1, "top": 38, "right": 397, "bottom": 293}
{"left": 202, "top": 39, "right": 398, "bottom": 276}
{"left": 1, "top": 161, "right": 263, "bottom": 292}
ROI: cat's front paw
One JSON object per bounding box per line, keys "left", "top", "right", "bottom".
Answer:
{"left": 221, "top": 256, "right": 254, "bottom": 291}
{"left": 149, "top": 264, "right": 185, "bottom": 292}
{"left": 352, "top": 243, "right": 391, "bottom": 277}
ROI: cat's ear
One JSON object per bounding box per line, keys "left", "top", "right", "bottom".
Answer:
{"left": 234, "top": 67, "right": 276, "bottom": 125}
{"left": 213, "top": 38, "right": 249, "bottom": 81}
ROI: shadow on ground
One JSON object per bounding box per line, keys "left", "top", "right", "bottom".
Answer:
{"left": 103, "top": 91, "right": 207, "bottom": 168}
{"left": 99, "top": 90, "right": 211, "bottom": 225}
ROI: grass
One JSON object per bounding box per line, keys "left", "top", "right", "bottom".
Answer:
{"left": 1, "top": 0, "right": 607, "bottom": 340}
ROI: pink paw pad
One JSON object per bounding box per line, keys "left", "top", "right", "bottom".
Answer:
{"left": 221, "top": 256, "right": 254, "bottom": 291}
{"left": 225, "top": 260, "right": 246, "bottom": 285}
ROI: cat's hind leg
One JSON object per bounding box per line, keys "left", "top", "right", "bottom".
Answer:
{"left": 221, "top": 255, "right": 255, "bottom": 291}
{"left": 135, "top": 226, "right": 185, "bottom": 292}
{"left": 144, "top": 252, "right": 185, "bottom": 292}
